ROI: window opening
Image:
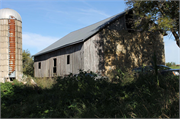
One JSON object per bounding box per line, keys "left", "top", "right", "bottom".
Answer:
{"left": 53, "top": 58, "right": 57, "bottom": 74}
{"left": 67, "top": 55, "right": 70, "bottom": 64}
{"left": 38, "top": 62, "right": 41, "bottom": 69}
{"left": 54, "top": 58, "right": 57, "bottom": 67}
{"left": 53, "top": 67, "right": 56, "bottom": 74}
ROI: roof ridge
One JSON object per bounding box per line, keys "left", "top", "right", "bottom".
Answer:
{"left": 70, "top": 10, "right": 126, "bottom": 33}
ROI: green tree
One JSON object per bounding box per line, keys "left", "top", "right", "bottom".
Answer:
{"left": 22, "top": 50, "right": 34, "bottom": 77}
{"left": 166, "top": 62, "right": 176, "bottom": 67}
{"left": 126, "top": 0, "right": 179, "bottom": 47}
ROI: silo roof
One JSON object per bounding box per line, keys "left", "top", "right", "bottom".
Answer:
{"left": 33, "top": 9, "right": 131, "bottom": 57}
{"left": 0, "top": 8, "right": 22, "bottom": 21}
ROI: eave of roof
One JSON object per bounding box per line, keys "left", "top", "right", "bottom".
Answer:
{"left": 33, "top": 9, "right": 130, "bottom": 57}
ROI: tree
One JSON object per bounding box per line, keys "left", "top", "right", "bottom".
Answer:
{"left": 126, "top": 0, "right": 179, "bottom": 48}
{"left": 22, "top": 50, "right": 34, "bottom": 77}
{"left": 166, "top": 62, "right": 176, "bottom": 67}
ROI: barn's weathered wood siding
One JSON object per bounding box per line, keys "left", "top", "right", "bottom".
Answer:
{"left": 34, "top": 43, "right": 84, "bottom": 77}
{"left": 83, "top": 15, "right": 128, "bottom": 74}
{"left": 83, "top": 34, "right": 102, "bottom": 73}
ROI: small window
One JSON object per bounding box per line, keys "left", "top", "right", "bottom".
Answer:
{"left": 67, "top": 55, "right": 70, "bottom": 64}
{"left": 38, "top": 62, "right": 41, "bottom": 69}
{"left": 53, "top": 58, "right": 57, "bottom": 74}
{"left": 53, "top": 67, "right": 56, "bottom": 74}
{"left": 53, "top": 58, "right": 57, "bottom": 67}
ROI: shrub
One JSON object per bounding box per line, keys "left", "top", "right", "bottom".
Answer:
{"left": 1, "top": 70, "right": 179, "bottom": 118}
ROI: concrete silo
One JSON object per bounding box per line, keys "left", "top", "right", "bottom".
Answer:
{"left": 0, "top": 8, "right": 22, "bottom": 82}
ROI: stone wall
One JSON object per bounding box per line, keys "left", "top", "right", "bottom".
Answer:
{"left": 98, "top": 15, "right": 165, "bottom": 75}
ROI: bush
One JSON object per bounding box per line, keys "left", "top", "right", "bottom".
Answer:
{"left": 127, "top": 72, "right": 179, "bottom": 118}
{"left": 1, "top": 70, "right": 179, "bottom": 118}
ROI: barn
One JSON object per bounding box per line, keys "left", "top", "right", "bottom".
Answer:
{"left": 33, "top": 9, "right": 165, "bottom": 78}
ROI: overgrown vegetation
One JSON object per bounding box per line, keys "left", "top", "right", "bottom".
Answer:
{"left": 22, "top": 50, "right": 34, "bottom": 77}
{"left": 1, "top": 70, "right": 179, "bottom": 118}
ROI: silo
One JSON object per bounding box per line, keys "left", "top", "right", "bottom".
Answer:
{"left": 0, "top": 8, "right": 22, "bottom": 82}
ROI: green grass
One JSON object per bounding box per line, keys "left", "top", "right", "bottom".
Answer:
{"left": 170, "top": 65, "right": 180, "bottom": 69}
{"left": 1, "top": 70, "right": 179, "bottom": 118}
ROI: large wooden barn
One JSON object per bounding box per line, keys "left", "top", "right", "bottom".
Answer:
{"left": 33, "top": 9, "right": 165, "bottom": 78}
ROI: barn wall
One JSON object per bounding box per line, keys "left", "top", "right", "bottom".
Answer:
{"left": 98, "top": 15, "right": 165, "bottom": 76}
{"left": 34, "top": 12, "right": 165, "bottom": 78}
{"left": 83, "top": 34, "right": 104, "bottom": 73}
{"left": 34, "top": 43, "right": 84, "bottom": 78}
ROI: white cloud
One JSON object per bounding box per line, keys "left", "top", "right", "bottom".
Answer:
{"left": 164, "top": 36, "right": 180, "bottom": 64}
{"left": 22, "top": 32, "right": 59, "bottom": 55}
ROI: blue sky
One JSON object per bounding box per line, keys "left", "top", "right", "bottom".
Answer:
{"left": 0, "top": 0, "right": 179, "bottom": 64}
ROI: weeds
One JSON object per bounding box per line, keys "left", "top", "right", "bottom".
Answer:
{"left": 33, "top": 77, "right": 56, "bottom": 89}
{"left": 1, "top": 70, "right": 179, "bottom": 118}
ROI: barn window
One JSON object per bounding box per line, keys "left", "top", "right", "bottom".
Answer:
{"left": 67, "top": 55, "right": 70, "bottom": 64}
{"left": 53, "top": 67, "right": 56, "bottom": 74}
{"left": 38, "top": 62, "right": 41, "bottom": 69}
{"left": 53, "top": 58, "right": 57, "bottom": 67}
{"left": 53, "top": 58, "right": 57, "bottom": 74}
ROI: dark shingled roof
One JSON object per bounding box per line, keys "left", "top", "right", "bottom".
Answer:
{"left": 33, "top": 10, "right": 129, "bottom": 57}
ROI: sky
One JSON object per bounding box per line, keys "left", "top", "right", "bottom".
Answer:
{"left": 0, "top": 0, "right": 179, "bottom": 64}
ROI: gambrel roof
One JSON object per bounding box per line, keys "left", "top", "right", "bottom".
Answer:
{"left": 33, "top": 9, "right": 130, "bottom": 57}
